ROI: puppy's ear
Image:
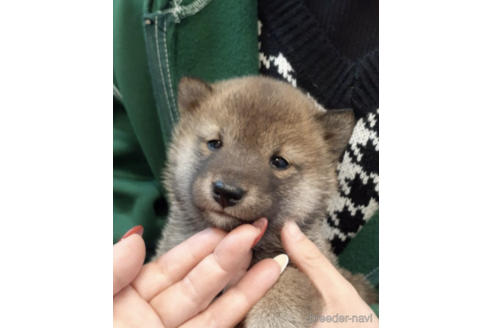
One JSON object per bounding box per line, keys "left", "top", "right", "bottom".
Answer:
{"left": 317, "top": 109, "right": 355, "bottom": 162}
{"left": 178, "top": 77, "right": 213, "bottom": 114}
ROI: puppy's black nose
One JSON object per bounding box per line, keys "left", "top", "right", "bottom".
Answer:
{"left": 212, "top": 181, "right": 245, "bottom": 208}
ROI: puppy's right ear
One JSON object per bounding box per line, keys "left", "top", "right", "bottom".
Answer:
{"left": 178, "top": 77, "right": 213, "bottom": 114}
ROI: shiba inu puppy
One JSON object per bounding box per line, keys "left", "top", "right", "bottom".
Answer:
{"left": 155, "top": 76, "right": 376, "bottom": 327}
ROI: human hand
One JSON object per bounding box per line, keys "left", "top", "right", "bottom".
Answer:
{"left": 281, "top": 221, "right": 378, "bottom": 327}
{"left": 113, "top": 219, "right": 286, "bottom": 328}
{"left": 113, "top": 226, "right": 146, "bottom": 296}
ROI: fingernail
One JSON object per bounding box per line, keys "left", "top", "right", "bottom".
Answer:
{"left": 252, "top": 218, "right": 268, "bottom": 247}
{"left": 273, "top": 254, "right": 289, "bottom": 274}
{"left": 118, "top": 225, "right": 144, "bottom": 242}
{"left": 285, "top": 220, "right": 303, "bottom": 241}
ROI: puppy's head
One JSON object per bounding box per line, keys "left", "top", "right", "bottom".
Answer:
{"left": 165, "top": 76, "right": 354, "bottom": 231}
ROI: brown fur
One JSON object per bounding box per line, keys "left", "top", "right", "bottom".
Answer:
{"left": 154, "top": 76, "right": 377, "bottom": 327}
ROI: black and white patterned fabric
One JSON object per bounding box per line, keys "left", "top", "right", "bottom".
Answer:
{"left": 258, "top": 0, "right": 379, "bottom": 254}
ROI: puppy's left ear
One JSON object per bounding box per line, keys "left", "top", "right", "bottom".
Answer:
{"left": 317, "top": 109, "right": 355, "bottom": 162}
{"left": 178, "top": 77, "right": 213, "bottom": 114}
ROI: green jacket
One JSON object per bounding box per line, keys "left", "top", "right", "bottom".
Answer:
{"left": 113, "top": 0, "right": 378, "bottom": 313}
{"left": 113, "top": 0, "right": 258, "bottom": 256}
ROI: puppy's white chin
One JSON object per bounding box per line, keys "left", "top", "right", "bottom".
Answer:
{"left": 205, "top": 210, "right": 244, "bottom": 231}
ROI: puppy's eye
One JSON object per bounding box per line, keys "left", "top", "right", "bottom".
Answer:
{"left": 207, "top": 140, "right": 222, "bottom": 150}
{"left": 271, "top": 156, "right": 290, "bottom": 170}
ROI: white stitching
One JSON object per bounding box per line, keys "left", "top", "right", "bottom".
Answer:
{"left": 155, "top": 17, "right": 175, "bottom": 125}
{"left": 163, "top": 22, "right": 177, "bottom": 120}
{"left": 365, "top": 267, "right": 379, "bottom": 279}
{"left": 113, "top": 84, "right": 123, "bottom": 102}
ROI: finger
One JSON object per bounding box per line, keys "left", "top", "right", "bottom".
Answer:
{"left": 223, "top": 250, "right": 252, "bottom": 292}
{"left": 113, "top": 234, "right": 146, "bottom": 296}
{"left": 132, "top": 227, "right": 227, "bottom": 301}
{"left": 281, "top": 220, "right": 347, "bottom": 299}
{"left": 150, "top": 221, "right": 265, "bottom": 328}
{"left": 113, "top": 286, "right": 165, "bottom": 328}
{"left": 180, "top": 258, "right": 282, "bottom": 328}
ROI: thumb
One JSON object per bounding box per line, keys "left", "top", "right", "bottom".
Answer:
{"left": 113, "top": 231, "right": 146, "bottom": 295}
{"left": 281, "top": 220, "right": 346, "bottom": 299}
